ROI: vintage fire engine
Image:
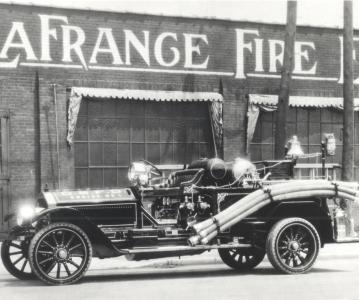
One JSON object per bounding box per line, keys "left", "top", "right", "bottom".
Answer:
{"left": 1, "top": 142, "right": 359, "bottom": 285}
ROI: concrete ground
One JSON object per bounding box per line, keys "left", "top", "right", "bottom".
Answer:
{"left": 0, "top": 243, "right": 359, "bottom": 300}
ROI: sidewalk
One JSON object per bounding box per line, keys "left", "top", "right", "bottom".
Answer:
{"left": 1, "top": 242, "right": 357, "bottom": 276}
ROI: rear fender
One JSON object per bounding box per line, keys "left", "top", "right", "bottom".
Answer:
{"left": 34, "top": 207, "right": 120, "bottom": 258}
{"left": 267, "top": 200, "right": 334, "bottom": 243}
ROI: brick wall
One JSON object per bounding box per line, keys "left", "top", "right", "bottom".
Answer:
{"left": 0, "top": 3, "right": 356, "bottom": 215}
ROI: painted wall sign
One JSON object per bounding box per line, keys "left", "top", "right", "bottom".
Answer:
{"left": 0, "top": 13, "right": 356, "bottom": 83}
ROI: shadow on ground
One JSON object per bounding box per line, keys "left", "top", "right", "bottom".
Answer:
{"left": 0, "top": 265, "right": 345, "bottom": 287}
{"left": 83, "top": 266, "right": 344, "bottom": 283}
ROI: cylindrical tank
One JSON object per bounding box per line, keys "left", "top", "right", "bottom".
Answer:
{"left": 188, "top": 158, "right": 227, "bottom": 180}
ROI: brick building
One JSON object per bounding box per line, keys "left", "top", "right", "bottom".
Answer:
{"left": 0, "top": 3, "right": 358, "bottom": 233}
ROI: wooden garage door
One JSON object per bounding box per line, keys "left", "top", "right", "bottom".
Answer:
{"left": 74, "top": 99, "right": 214, "bottom": 188}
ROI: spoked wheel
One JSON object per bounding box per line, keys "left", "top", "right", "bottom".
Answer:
{"left": 218, "top": 247, "right": 265, "bottom": 271}
{"left": 266, "top": 218, "right": 320, "bottom": 274}
{"left": 29, "top": 223, "right": 92, "bottom": 285}
{"left": 1, "top": 239, "right": 35, "bottom": 280}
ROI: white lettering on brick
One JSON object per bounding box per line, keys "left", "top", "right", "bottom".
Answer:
{"left": 124, "top": 30, "right": 150, "bottom": 66}
{"left": 39, "top": 15, "right": 68, "bottom": 61}
{"left": 90, "top": 28, "right": 123, "bottom": 65}
{"left": 0, "top": 22, "right": 37, "bottom": 61}
{"left": 183, "top": 33, "right": 209, "bottom": 69}
{"left": 154, "top": 32, "right": 180, "bottom": 67}
{"left": 62, "top": 25, "right": 88, "bottom": 70}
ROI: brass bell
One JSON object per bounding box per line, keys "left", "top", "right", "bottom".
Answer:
{"left": 286, "top": 135, "right": 304, "bottom": 158}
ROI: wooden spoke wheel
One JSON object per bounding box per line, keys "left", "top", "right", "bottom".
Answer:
{"left": 1, "top": 239, "right": 35, "bottom": 280}
{"left": 266, "top": 218, "right": 320, "bottom": 274}
{"left": 218, "top": 247, "right": 265, "bottom": 271}
{"left": 29, "top": 223, "right": 92, "bottom": 285}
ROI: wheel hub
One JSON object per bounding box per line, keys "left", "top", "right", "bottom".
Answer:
{"left": 289, "top": 241, "right": 300, "bottom": 251}
{"left": 56, "top": 248, "right": 68, "bottom": 260}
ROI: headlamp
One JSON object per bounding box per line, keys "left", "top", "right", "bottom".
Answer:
{"left": 128, "top": 162, "right": 150, "bottom": 186}
{"left": 16, "top": 205, "right": 44, "bottom": 226}
{"left": 16, "top": 205, "right": 35, "bottom": 226}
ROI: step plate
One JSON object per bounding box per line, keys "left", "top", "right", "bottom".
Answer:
{"left": 118, "top": 243, "right": 252, "bottom": 254}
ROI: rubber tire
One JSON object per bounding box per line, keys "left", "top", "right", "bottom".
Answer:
{"left": 1, "top": 240, "right": 35, "bottom": 280}
{"left": 28, "top": 223, "right": 92, "bottom": 285}
{"left": 218, "top": 248, "right": 265, "bottom": 271}
{"left": 266, "top": 218, "right": 320, "bottom": 274}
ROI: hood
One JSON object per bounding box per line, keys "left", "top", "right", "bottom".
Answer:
{"left": 41, "top": 188, "right": 136, "bottom": 208}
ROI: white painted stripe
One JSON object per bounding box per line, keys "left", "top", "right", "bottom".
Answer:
{"left": 247, "top": 73, "right": 280, "bottom": 78}
{"left": 292, "top": 75, "right": 338, "bottom": 81}
{"left": 89, "top": 65, "right": 234, "bottom": 76}
{"left": 247, "top": 73, "right": 339, "bottom": 81}
{"left": 20, "top": 62, "right": 83, "bottom": 69}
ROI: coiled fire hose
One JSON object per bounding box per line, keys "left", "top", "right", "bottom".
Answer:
{"left": 188, "top": 180, "right": 359, "bottom": 246}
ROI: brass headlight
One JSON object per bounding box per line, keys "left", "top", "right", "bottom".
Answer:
{"left": 16, "top": 205, "right": 45, "bottom": 226}
{"left": 16, "top": 205, "right": 35, "bottom": 226}
{"left": 128, "top": 162, "right": 150, "bottom": 186}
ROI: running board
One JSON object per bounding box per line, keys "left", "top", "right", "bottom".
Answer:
{"left": 117, "top": 243, "right": 252, "bottom": 255}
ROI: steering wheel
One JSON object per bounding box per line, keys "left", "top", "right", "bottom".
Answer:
{"left": 140, "top": 159, "right": 163, "bottom": 177}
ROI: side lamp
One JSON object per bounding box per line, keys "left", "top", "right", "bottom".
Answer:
{"left": 324, "top": 133, "right": 336, "bottom": 156}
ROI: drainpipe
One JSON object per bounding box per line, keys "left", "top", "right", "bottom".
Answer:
{"left": 34, "top": 72, "right": 41, "bottom": 193}
{"left": 52, "top": 84, "right": 61, "bottom": 189}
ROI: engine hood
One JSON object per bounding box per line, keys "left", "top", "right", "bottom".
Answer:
{"left": 41, "top": 188, "right": 136, "bottom": 209}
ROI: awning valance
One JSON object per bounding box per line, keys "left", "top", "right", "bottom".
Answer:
{"left": 71, "top": 87, "right": 223, "bottom": 102}
{"left": 248, "top": 94, "right": 359, "bottom": 109}
{"left": 67, "top": 87, "right": 223, "bottom": 150}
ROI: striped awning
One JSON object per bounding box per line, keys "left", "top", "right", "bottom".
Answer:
{"left": 248, "top": 94, "right": 359, "bottom": 109}
{"left": 72, "top": 87, "right": 223, "bottom": 102}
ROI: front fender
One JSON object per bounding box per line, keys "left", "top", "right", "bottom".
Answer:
{"left": 33, "top": 207, "right": 120, "bottom": 258}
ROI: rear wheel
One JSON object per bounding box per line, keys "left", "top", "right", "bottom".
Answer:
{"left": 1, "top": 239, "right": 35, "bottom": 280}
{"left": 29, "top": 223, "right": 92, "bottom": 285}
{"left": 218, "top": 247, "right": 265, "bottom": 271}
{"left": 266, "top": 218, "right": 320, "bottom": 274}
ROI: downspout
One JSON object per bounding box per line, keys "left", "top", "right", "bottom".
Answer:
{"left": 52, "top": 84, "right": 61, "bottom": 189}
{"left": 34, "top": 72, "right": 41, "bottom": 193}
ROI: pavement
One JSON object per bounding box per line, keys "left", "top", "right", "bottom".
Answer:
{"left": 0, "top": 242, "right": 358, "bottom": 275}
{"left": 80, "top": 242, "right": 359, "bottom": 271}
{"left": 0, "top": 243, "right": 359, "bottom": 300}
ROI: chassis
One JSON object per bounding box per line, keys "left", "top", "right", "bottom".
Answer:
{"left": 1, "top": 157, "right": 359, "bottom": 285}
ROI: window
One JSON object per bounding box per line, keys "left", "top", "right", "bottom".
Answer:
{"left": 74, "top": 99, "right": 213, "bottom": 188}
{"left": 250, "top": 107, "right": 347, "bottom": 173}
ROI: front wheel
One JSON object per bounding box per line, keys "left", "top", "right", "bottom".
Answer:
{"left": 266, "top": 218, "right": 320, "bottom": 274}
{"left": 218, "top": 247, "right": 265, "bottom": 271}
{"left": 1, "top": 240, "right": 35, "bottom": 280}
{"left": 28, "top": 223, "right": 92, "bottom": 285}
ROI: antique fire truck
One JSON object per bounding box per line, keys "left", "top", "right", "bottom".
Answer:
{"left": 1, "top": 146, "right": 359, "bottom": 285}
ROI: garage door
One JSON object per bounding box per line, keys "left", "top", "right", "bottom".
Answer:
{"left": 74, "top": 99, "right": 214, "bottom": 188}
